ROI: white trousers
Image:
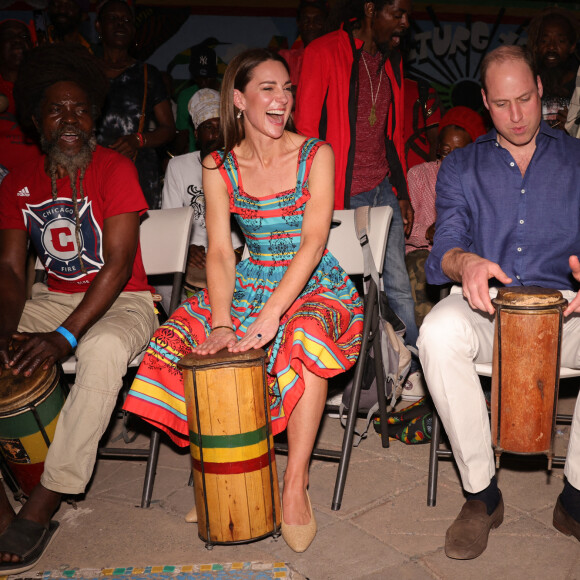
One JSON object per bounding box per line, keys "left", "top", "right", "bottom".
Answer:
{"left": 18, "top": 283, "right": 157, "bottom": 495}
{"left": 418, "top": 286, "right": 580, "bottom": 493}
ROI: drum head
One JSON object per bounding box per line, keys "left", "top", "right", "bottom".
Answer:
{"left": 179, "top": 348, "right": 266, "bottom": 370}
{"left": 494, "top": 286, "right": 567, "bottom": 307}
{"left": 0, "top": 365, "right": 57, "bottom": 414}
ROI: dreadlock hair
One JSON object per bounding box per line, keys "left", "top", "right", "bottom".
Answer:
{"left": 527, "top": 7, "right": 580, "bottom": 60}
{"left": 14, "top": 43, "right": 108, "bottom": 130}
{"left": 13, "top": 43, "right": 109, "bottom": 274}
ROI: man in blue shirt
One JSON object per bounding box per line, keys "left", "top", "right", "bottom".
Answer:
{"left": 418, "top": 45, "right": 580, "bottom": 560}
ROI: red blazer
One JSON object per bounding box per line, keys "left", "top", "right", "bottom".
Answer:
{"left": 295, "top": 27, "right": 408, "bottom": 209}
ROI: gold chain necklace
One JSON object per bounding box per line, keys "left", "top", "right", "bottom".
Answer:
{"left": 360, "top": 52, "right": 383, "bottom": 127}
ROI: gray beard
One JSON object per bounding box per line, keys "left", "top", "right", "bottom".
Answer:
{"left": 41, "top": 131, "right": 97, "bottom": 180}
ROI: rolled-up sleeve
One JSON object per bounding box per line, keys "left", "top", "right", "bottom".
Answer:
{"left": 425, "top": 153, "right": 473, "bottom": 285}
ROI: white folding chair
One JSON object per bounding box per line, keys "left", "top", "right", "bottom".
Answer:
{"left": 58, "top": 207, "right": 194, "bottom": 507}
{"left": 272, "top": 206, "right": 393, "bottom": 509}
{"left": 325, "top": 206, "right": 393, "bottom": 510}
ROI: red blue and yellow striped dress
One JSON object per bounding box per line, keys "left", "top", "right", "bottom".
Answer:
{"left": 123, "top": 138, "right": 363, "bottom": 446}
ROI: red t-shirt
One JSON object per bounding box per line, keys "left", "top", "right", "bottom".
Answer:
{"left": 0, "top": 146, "right": 152, "bottom": 294}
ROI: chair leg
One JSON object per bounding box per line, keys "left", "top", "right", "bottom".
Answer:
{"left": 331, "top": 282, "right": 377, "bottom": 511}
{"left": 427, "top": 408, "right": 442, "bottom": 507}
{"left": 141, "top": 429, "right": 161, "bottom": 508}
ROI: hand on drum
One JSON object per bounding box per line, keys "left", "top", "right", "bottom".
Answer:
{"left": 460, "top": 254, "right": 512, "bottom": 315}
{"left": 6, "top": 331, "right": 72, "bottom": 376}
{"left": 0, "top": 335, "right": 11, "bottom": 369}
{"left": 193, "top": 327, "right": 237, "bottom": 356}
{"left": 564, "top": 255, "right": 580, "bottom": 316}
{"left": 230, "top": 317, "right": 278, "bottom": 353}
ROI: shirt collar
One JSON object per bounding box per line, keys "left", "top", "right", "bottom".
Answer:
{"left": 477, "top": 120, "right": 562, "bottom": 146}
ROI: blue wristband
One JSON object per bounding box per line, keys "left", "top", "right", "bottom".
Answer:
{"left": 55, "top": 326, "right": 77, "bottom": 349}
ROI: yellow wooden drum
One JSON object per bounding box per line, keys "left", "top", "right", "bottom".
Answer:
{"left": 491, "top": 287, "right": 567, "bottom": 468}
{"left": 178, "top": 348, "right": 281, "bottom": 548}
{"left": 0, "top": 364, "right": 68, "bottom": 495}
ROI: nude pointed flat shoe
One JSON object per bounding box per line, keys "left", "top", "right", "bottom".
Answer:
{"left": 184, "top": 505, "right": 198, "bottom": 523}
{"left": 281, "top": 491, "right": 317, "bottom": 553}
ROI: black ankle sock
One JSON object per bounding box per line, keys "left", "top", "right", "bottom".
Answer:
{"left": 560, "top": 480, "right": 580, "bottom": 522}
{"left": 466, "top": 476, "right": 501, "bottom": 516}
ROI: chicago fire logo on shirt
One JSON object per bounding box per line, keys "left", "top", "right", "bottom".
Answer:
{"left": 23, "top": 197, "right": 104, "bottom": 281}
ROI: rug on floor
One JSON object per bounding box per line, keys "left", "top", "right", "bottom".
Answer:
{"left": 6, "top": 562, "right": 300, "bottom": 580}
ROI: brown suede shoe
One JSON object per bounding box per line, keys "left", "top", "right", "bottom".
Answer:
{"left": 553, "top": 496, "right": 580, "bottom": 541}
{"left": 445, "top": 493, "right": 504, "bottom": 559}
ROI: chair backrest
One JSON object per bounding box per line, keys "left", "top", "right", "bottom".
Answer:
{"left": 326, "top": 206, "right": 393, "bottom": 276}
{"left": 139, "top": 207, "right": 194, "bottom": 316}
{"left": 139, "top": 207, "right": 194, "bottom": 277}
{"left": 240, "top": 206, "right": 393, "bottom": 274}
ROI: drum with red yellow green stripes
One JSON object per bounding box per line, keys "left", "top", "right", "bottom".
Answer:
{"left": 0, "top": 364, "right": 67, "bottom": 496}
{"left": 179, "top": 348, "right": 281, "bottom": 547}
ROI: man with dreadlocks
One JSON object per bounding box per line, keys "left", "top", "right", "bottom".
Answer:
{"left": 0, "top": 44, "right": 156, "bottom": 572}
{"left": 294, "top": 0, "right": 426, "bottom": 401}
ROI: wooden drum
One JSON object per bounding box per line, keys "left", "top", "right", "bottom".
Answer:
{"left": 0, "top": 364, "right": 68, "bottom": 496}
{"left": 178, "top": 348, "right": 281, "bottom": 548}
{"left": 491, "top": 287, "right": 567, "bottom": 468}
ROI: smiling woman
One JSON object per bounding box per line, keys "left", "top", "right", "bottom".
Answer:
{"left": 123, "top": 48, "right": 364, "bottom": 553}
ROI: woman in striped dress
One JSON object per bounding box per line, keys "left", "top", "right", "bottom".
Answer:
{"left": 123, "top": 48, "right": 363, "bottom": 552}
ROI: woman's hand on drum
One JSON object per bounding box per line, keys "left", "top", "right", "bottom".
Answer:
{"left": 564, "top": 255, "right": 580, "bottom": 316}
{"left": 7, "top": 331, "right": 71, "bottom": 376}
{"left": 193, "top": 327, "right": 237, "bottom": 356}
{"left": 230, "top": 317, "right": 279, "bottom": 353}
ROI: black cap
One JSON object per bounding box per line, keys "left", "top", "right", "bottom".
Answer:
{"left": 189, "top": 44, "right": 218, "bottom": 79}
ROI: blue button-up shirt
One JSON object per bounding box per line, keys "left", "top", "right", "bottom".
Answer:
{"left": 426, "top": 122, "right": 580, "bottom": 291}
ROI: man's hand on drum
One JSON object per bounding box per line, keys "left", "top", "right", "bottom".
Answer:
{"left": 564, "top": 255, "right": 580, "bottom": 316}
{"left": 456, "top": 252, "right": 512, "bottom": 314}
{"left": 193, "top": 327, "right": 237, "bottom": 356}
{"left": 6, "top": 331, "right": 72, "bottom": 376}
{"left": 0, "top": 335, "right": 12, "bottom": 370}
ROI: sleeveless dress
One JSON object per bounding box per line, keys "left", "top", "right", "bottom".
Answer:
{"left": 123, "top": 138, "right": 364, "bottom": 445}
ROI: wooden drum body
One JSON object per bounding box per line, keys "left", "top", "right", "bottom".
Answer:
{"left": 178, "top": 348, "right": 281, "bottom": 548}
{"left": 0, "top": 365, "right": 68, "bottom": 495}
{"left": 491, "top": 287, "right": 567, "bottom": 468}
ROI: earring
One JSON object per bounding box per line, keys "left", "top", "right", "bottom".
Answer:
{"left": 237, "top": 110, "right": 243, "bottom": 119}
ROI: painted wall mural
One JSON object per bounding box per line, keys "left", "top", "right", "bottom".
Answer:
{"left": 407, "top": 7, "right": 531, "bottom": 111}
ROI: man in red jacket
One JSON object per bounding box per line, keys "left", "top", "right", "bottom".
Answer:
{"left": 295, "top": 0, "right": 424, "bottom": 399}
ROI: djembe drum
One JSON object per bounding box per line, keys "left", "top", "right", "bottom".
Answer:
{"left": 0, "top": 364, "right": 68, "bottom": 496}
{"left": 178, "top": 348, "right": 281, "bottom": 549}
{"left": 491, "top": 287, "right": 567, "bottom": 469}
